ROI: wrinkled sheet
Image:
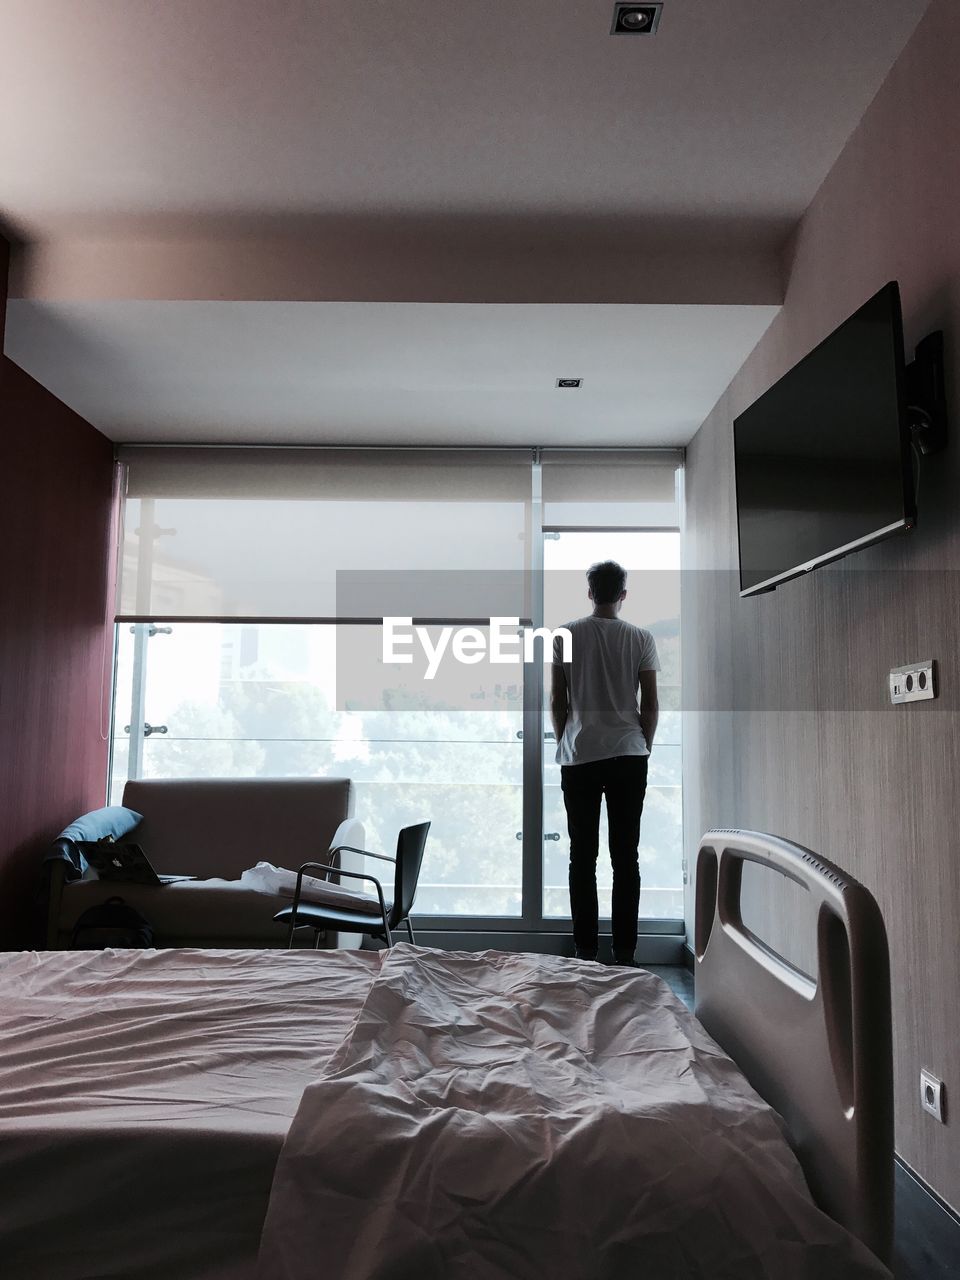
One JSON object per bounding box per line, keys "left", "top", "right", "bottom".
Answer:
{"left": 260, "top": 945, "right": 890, "bottom": 1280}
{"left": 0, "top": 947, "right": 379, "bottom": 1280}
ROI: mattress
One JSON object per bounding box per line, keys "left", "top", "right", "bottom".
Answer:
{"left": 0, "top": 947, "right": 380, "bottom": 1280}
{"left": 1, "top": 945, "right": 891, "bottom": 1280}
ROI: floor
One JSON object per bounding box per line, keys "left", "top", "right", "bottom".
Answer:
{"left": 650, "top": 965, "right": 960, "bottom": 1280}
{"left": 645, "top": 963, "right": 694, "bottom": 1010}
{"left": 892, "top": 1161, "right": 960, "bottom": 1280}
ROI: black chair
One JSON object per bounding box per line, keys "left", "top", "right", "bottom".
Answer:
{"left": 273, "top": 822, "right": 430, "bottom": 949}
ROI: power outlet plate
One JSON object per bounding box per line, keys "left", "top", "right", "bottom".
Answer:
{"left": 920, "top": 1069, "right": 945, "bottom": 1123}
{"left": 889, "top": 660, "right": 937, "bottom": 704}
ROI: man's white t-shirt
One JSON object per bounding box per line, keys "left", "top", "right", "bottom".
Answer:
{"left": 553, "top": 615, "right": 660, "bottom": 766}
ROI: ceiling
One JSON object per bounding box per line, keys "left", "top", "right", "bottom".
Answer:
{"left": 0, "top": 0, "right": 931, "bottom": 235}
{"left": 3, "top": 301, "right": 778, "bottom": 445}
{"left": 0, "top": 0, "right": 932, "bottom": 445}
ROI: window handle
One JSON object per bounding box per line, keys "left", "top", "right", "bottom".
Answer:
{"left": 124, "top": 722, "right": 168, "bottom": 737}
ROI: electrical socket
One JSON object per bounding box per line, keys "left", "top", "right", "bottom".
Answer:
{"left": 889, "top": 660, "right": 937, "bottom": 704}
{"left": 920, "top": 1069, "right": 945, "bottom": 1123}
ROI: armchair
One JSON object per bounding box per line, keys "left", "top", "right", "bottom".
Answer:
{"left": 274, "top": 821, "right": 430, "bottom": 948}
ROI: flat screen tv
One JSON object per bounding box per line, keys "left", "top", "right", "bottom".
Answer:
{"left": 734, "top": 281, "right": 916, "bottom": 597}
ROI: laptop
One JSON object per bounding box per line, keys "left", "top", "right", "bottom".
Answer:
{"left": 78, "top": 841, "right": 198, "bottom": 886}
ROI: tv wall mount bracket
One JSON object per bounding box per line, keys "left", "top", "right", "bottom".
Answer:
{"left": 904, "top": 330, "right": 948, "bottom": 456}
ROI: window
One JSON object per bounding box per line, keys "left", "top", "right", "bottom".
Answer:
{"left": 111, "top": 447, "right": 683, "bottom": 928}
{"left": 112, "top": 622, "right": 525, "bottom": 917}
{"left": 541, "top": 530, "right": 682, "bottom": 920}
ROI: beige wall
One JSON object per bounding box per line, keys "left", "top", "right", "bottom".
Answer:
{"left": 682, "top": 0, "right": 960, "bottom": 1209}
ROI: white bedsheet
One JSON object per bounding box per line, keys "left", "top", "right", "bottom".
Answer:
{"left": 0, "top": 947, "right": 379, "bottom": 1280}
{"left": 259, "top": 945, "right": 890, "bottom": 1280}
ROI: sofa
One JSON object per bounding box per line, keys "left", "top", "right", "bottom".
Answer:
{"left": 46, "top": 777, "right": 360, "bottom": 949}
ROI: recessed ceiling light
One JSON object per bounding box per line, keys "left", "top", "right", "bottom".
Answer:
{"left": 611, "top": 3, "right": 663, "bottom": 35}
{"left": 557, "top": 378, "right": 583, "bottom": 389}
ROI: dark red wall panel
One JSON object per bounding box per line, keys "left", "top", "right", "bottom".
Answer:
{"left": 0, "top": 235, "right": 8, "bottom": 348}
{"left": 0, "top": 355, "right": 115, "bottom": 948}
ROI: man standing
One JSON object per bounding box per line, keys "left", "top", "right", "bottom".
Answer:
{"left": 550, "top": 561, "right": 659, "bottom": 965}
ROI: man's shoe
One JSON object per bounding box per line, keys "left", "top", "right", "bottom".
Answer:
{"left": 613, "top": 954, "right": 641, "bottom": 968}
{"left": 574, "top": 949, "right": 599, "bottom": 962}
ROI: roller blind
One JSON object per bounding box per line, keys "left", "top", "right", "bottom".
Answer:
{"left": 117, "top": 448, "right": 533, "bottom": 621}
{"left": 541, "top": 449, "right": 681, "bottom": 527}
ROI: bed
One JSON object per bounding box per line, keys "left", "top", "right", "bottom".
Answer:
{"left": 0, "top": 830, "right": 892, "bottom": 1280}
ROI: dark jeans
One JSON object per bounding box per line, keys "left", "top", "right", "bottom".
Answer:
{"left": 561, "top": 755, "right": 649, "bottom": 960}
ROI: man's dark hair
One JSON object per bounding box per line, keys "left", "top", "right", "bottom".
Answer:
{"left": 587, "top": 560, "right": 627, "bottom": 605}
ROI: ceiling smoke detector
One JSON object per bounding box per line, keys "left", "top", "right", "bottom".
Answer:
{"left": 556, "top": 378, "right": 583, "bottom": 389}
{"left": 611, "top": 4, "right": 663, "bottom": 35}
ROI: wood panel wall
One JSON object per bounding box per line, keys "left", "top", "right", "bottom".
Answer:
{"left": 682, "top": 0, "right": 960, "bottom": 1210}
{"left": 0, "top": 238, "right": 115, "bottom": 948}
{"left": 0, "top": 236, "right": 8, "bottom": 348}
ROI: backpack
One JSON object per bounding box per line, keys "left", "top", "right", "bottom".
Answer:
{"left": 71, "top": 896, "right": 155, "bottom": 949}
